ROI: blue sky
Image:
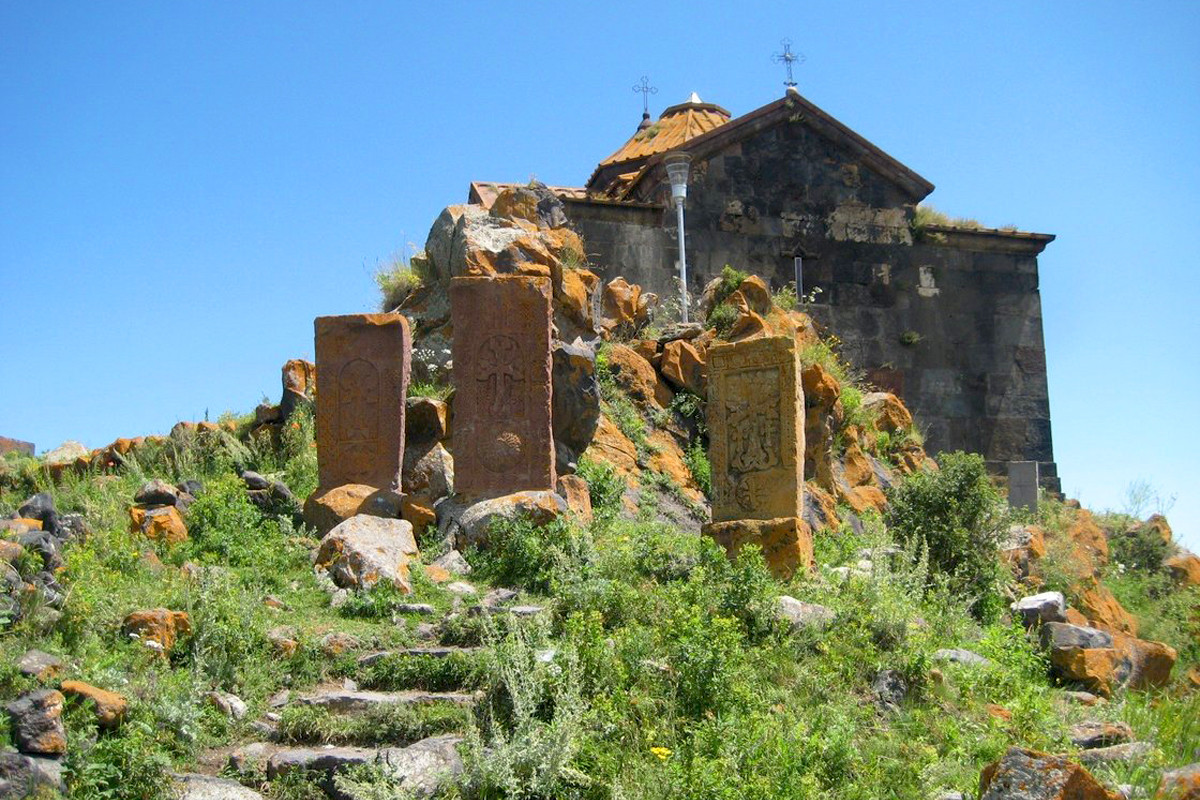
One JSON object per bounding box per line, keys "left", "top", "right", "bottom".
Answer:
{"left": 2, "top": 2, "right": 1197, "bottom": 549}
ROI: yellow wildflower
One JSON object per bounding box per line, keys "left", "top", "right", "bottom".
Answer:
{"left": 650, "top": 746, "right": 671, "bottom": 761}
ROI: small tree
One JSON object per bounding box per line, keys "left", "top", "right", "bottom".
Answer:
{"left": 885, "top": 451, "right": 1008, "bottom": 620}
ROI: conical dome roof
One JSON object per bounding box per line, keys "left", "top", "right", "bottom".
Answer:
{"left": 596, "top": 92, "right": 731, "bottom": 169}
{"left": 587, "top": 93, "right": 731, "bottom": 198}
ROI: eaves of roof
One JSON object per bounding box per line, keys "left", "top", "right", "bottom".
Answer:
{"left": 623, "top": 88, "right": 936, "bottom": 203}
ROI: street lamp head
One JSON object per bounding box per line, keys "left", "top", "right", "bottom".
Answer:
{"left": 663, "top": 151, "right": 693, "bottom": 207}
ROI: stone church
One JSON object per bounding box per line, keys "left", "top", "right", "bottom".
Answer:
{"left": 469, "top": 87, "right": 1058, "bottom": 491}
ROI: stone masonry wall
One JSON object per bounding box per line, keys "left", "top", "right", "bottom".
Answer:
{"left": 565, "top": 114, "right": 1057, "bottom": 488}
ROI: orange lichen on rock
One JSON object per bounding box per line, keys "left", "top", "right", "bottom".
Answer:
{"left": 122, "top": 608, "right": 192, "bottom": 653}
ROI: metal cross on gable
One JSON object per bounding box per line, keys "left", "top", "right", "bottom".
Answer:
{"left": 772, "top": 39, "right": 805, "bottom": 88}
{"left": 632, "top": 75, "right": 658, "bottom": 114}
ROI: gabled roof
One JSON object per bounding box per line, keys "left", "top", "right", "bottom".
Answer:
{"left": 617, "top": 87, "right": 935, "bottom": 204}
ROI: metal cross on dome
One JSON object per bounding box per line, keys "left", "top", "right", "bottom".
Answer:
{"left": 772, "top": 39, "right": 805, "bottom": 88}
{"left": 632, "top": 75, "right": 658, "bottom": 114}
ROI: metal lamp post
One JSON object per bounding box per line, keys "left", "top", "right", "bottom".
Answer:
{"left": 663, "top": 152, "right": 693, "bottom": 323}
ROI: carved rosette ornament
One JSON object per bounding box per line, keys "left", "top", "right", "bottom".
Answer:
{"left": 450, "top": 276, "right": 555, "bottom": 496}
{"left": 313, "top": 314, "right": 411, "bottom": 492}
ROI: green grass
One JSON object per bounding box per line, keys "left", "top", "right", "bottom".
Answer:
{"left": 3, "top": 370, "right": 1198, "bottom": 800}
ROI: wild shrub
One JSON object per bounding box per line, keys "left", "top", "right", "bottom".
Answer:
{"left": 575, "top": 456, "right": 624, "bottom": 525}
{"left": 179, "top": 474, "right": 308, "bottom": 582}
{"left": 472, "top": 515, "right": 594, "bottom": 595}
{"left": 705, "top": 265, "right": 749, "bottom": 318}
{"left": 458, "top": 627, "right": 590, "bottom": 798}
{"left": 64, "top": 713, "right": 173, "bottom": 800}
{"left": 658, "top": 595, "right": 751, "bottom": 720}
{"left": 706, "top": 302, "right": 739, "bottom": 338}
{"left": 374, "top": 252, "right": 423, "bottom": 312}
{"left": 357, "top": 650, "right": 490, "bottom": 692}
{"left": 1107, "top": 520, "right": 1172, "bottom": 575}
{"left": 683, "top": 441, "right": 711, "bottom": 498}
{"left": 885, "top": 452, "right": 1009, "bottom": 620}
{"left": 771, "top": 281, "right": 798, "bottom": 311}
{"left": 276, "top": 702, "right": 469, "bottom": 747}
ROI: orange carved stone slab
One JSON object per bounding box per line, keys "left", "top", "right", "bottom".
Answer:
{"left": 314, "top": 313, "right": 411, "bottom": 492}
{"left": 707, "top": 335, "right": 804, "bottom": 523}
{"left": 450, "top": 276, "right": 555, "bottom": 497}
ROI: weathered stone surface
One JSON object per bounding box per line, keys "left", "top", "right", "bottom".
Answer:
{"left": 135, "top": 479, "right": 180, "bottom": 506}
{"left": 295, "top": 690, "right": 476, "bottom": 714}
{"left": 604, "top": 343, "right": 673, "bottom": 410}
{"left": 129, "top": 504, "right": 189, "bottom": 545}
{"left": 6, "top": 690, "right": 66, "bottom": 755}
{"left": 175, "top": 773, "right": 264, "bottom": 800}
{"left": 441, "top": 491, "right": 568, "bottom": 550}
{"left": 402, "top": 443, "right": 455, "bottom": 506}
{"left": 601, "top": 277, "right": 651, "bottom": 332}
{"left": 1070, "top": 720, "right": 1133, "bottom": 750}
{"left": 406, "top": 397, "right": 450, "bottom": 445}
{"left": 204, "top": 691, "right": 248, "bottom": 720}
{"left": 1157, "top": 763, "right": 1200, "bottom": 799}
{"left": 122, "top": 608, "right": 192, "bottom": 652}
{"left": 432, "top": 549, "right": 471, "bottom": 576}
{"left": 315, "top": 515, "right": 418, "bottom": 592}
{"left": 707, "top": 336, "right": 803, "bottom": 523}
{"left": 556, "top": 474, "right": 594, "bottom": 526}
{"left": 451, "top": 276, "right": 555, "bottom": 496}
{"left": 552, "top": 340, "right": 601, "bottom": 472}
{"left": 16, "top": 650, "right": 63, "bottom": 681}
{"left": 862, "top": 392, "right": 912, "bottom": 432}
{"left": 776, "top": 596, "right": 834, "bottom": 632}
{"left": 1069, "top": 511, "right": 1109, "bottom": 570}
{"left": 660, "top": 339, "right": 706, "bottom": 396}
{"left": 1008, "top": 461, "right": 1040, "bottom": 512}
{"left": 1165, "top": 551, "right": 1200, "bottom": 587}
{"left": 1112, "top": 633, "right": 1176, "bottom": 690}
{"left": 1076, "top": 742, "right": 1151, "bottom": 765}
{"left": 264, "top": 735, "right": 462, "bottom": 798}
{"left": 933, "top": 648, "right": 991, "bottom": 667}
{"left": 979, "top": 747, "right": 1119, "bottom": 799}
{"left": 1042, "top": 622, "right": 1114, "bottom": 651}
{"left": 702, "top": 517, "right": 813, "bottom": 580}
{"left": 281, "top": 358, "right": 316, "bottom": 419}
{"left": 0, "top": 436, "right": 34, "bottom": 457}
{"left": 303, "top": 484, "right": 404, "bottom": 537}
{"left": 1041, "top": 623, "right": 1118, "bottom": 695}
{"left": 378, "top": 734, "right": 464, "bottom": 798}
{"left": 314, "top": 313, "right": 411, "bottom": 492}
{"left": 1075, "top": 577, "right": 1137, "bottom": 636}
{"left": 1013, "top": 591, "right": 1067, "bottom": 628}
{"left": 61, "top": 680, "right": 127, "bottom": 729}
{"left": 0, "top": 752, "right": 64, "bottom": 797}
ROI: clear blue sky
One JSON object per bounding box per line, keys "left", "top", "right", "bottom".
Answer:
{"left": 2, "top": 2, "right": 1197, "bottom": 549}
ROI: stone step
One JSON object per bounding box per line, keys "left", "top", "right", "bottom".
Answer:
{"left": 174, "top": 773, "right": 264, "bottom": 799}
{"left": 356, "top": 646, "right": 483, "bottom": 667}
{"left": 292, "top": 689, "right": 478, "bottom": 714}
{"left": 249, "top": 735, "right": 463, "bottom": 797}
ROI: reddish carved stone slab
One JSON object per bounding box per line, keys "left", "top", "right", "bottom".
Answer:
{"left": 314, "top": 314, "right": 410, "bottom": 492}
{"left": 0, "top": 437, "right": 34, "bottom": 457}
{"left": 707, "top": 336, "right": 804, "bottom": 522}
{"left": 451, "top": 276, "right": 555, "bottom": 496}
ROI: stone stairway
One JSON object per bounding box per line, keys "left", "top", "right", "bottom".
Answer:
{"left": 183, "top": 636, "right": 496, "bottom": 799}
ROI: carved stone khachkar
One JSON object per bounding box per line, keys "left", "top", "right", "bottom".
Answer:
{"left": 450, "top": 275, "right": 555, "bottom": 497}
{"left": 314, "top": 313, "right": 410, "bottom": 492}
{"left": 702, "top": 335, "right": 810, "bottom": 578}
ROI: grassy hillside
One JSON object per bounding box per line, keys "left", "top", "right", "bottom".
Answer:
{"left": 1, "top": 385, "right": 1197, "bottom": 799}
